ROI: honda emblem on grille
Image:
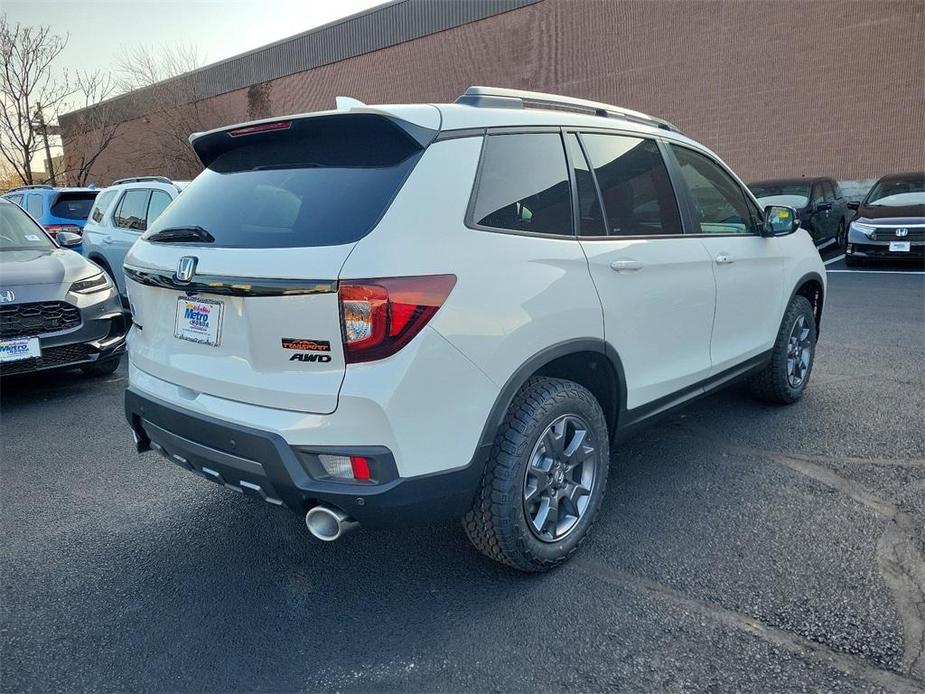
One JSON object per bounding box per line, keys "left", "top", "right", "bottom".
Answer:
{"left": 174, "top": 256, "right": 198, "bottom": 284}
{"left": 0, "top": 289, "right": 14, "bottom": 303}
{"left": 896, "top": 228, "right": 908, "bottom": 237}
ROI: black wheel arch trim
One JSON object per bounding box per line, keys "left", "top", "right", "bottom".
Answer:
{"left": 789, "top": 271, "right": 825, "bottom": 337}
{"left": 474, "top": 339, "right": 627, "bottom": 456}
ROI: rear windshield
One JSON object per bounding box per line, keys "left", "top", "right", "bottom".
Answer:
{"left": 50, "top": 192, "right": 98, "bottom": 220}
{"left": 143, "top": 115, "right": 426, "bottom": 248}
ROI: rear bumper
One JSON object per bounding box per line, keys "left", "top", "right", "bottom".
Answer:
{"left": 125, "top": 388, "right": 485, "bottom": 526}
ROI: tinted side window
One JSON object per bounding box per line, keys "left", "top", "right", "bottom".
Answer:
{"left": 566, "top": 134, "right": 605, "bottom": 236}
{"left": 671, "top": 146, "right": 756, "bottom": 235}
{"left": 114, "top": 190, "right": 151, "bottom": 231}
{"left": 146, "top": 190, "right": 173, "bottom": 225}
{"left": 26, "top": 194, "right": 43, "bottom": 218}
{"left": 582, "top": 134, "right": 682, "bottom": 236}
{"left": 822, "top": 181, "right": 835, "bottom": 202}
{"left": 89, "top": 190, "right": 118, "bottom": 223}
{"left": 831, "top": 180, "right": 842, "bottom": 199}
{"left": 471, "top": 133, "right": 573, "bottom": 236}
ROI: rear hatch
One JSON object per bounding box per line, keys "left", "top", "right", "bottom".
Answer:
{"left": 124, "top": 112, "right": 434, "bottom": 414}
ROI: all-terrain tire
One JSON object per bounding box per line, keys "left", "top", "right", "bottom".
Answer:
{"left": 748, "top": 295, "right": 817, "bottom": 404}
{"left": 463, "top": 377, "right": 610, "bottom": 572}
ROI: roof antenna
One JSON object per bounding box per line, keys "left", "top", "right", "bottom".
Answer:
{"left": 336, "top": 96, "right": 366, "bottom": 110}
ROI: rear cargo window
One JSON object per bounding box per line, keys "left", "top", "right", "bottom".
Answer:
{"left": 50, "top": 192, "right": 98, "bottom": 220}
{"left": 144, "top": 115, "right": 426, "bottom": 248}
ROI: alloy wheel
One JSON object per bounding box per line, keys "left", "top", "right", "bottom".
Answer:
{"left": 787, "top": 314, "right": 813, "bottom": 387}
{"left": 523, "top": 414, "right": 597, "bottom": 542}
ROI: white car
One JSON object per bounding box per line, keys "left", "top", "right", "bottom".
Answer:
{"left": 81, "top": 177, "right": 187, "bottom": 299}
{"left": 123, "top": 87, "right": 825, "bottom": 571}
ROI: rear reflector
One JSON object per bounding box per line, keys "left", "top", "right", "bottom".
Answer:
{"left": 339, "top": 275, "right": 456, "bottom": 364}
{"left": 317, "top": 454, "right": 373, "bottom": 482}
{"left": 227, "top": 120, "right": 292, "bottom": 137}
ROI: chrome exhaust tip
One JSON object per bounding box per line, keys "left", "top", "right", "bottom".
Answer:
{"left": 305, "top": 505, "right": 358, "bottom": 541}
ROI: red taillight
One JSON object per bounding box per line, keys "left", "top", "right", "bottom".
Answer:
{"left": 350, "top": 456, "right": 371, "bottom": 481}
{"left": 339, "top": 275, "right": 456, "bottom": 364}
{"left": 227, "top": 120, "right": 292, "bottom": 137}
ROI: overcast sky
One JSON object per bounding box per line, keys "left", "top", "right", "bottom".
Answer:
{"left": 5, "top": 0, "right": 386, "bottom": 87}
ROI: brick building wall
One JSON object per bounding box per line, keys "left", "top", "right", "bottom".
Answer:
{"left": 63, "top": 0, "right": 924, "bottom": 186}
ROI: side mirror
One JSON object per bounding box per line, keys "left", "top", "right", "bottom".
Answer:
{"left": 56, "top": 232, "right": 82, "bottom": 248}
{"left": 847, "top": 200, "right": 860, "bottom": 210}
{"left": 761, "top": 205, "right": 799, "bottom": 237}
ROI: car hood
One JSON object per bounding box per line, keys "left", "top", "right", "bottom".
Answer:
{"left": 0, "top": 248, "right": 96, "bottom": 286}
{"left": 856, "top": 203, "right": 925, "bottom": 224}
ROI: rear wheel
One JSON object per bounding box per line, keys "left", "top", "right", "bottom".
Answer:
{"left": 748, "top": 296, "right": 816, "bottom": 404}
{"left": 463, "top": 377, "right": 610, "bottom": 572}
{"left": 81, "top": 355, "right": 121, "bottom": 377}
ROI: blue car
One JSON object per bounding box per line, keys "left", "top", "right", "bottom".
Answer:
{"left": 2, "top": 185, "right": 99, "bottom": 253}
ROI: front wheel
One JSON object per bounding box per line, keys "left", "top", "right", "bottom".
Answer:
{"left": 748, "top": 296, "right": 817, "bottom": 404}
{"left": 463, "top": 377, "right": 610, "bottom": 572}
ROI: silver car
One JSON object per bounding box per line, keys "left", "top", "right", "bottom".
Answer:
{"left": 81, "top": 177, "right": 187, "bottom": 300}
{"left": 0, "top": 198, "right": 126, "bottom": 377}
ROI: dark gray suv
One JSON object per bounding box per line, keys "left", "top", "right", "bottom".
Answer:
{"left": 0, "top": 198, "right": 126, "bottom": 377}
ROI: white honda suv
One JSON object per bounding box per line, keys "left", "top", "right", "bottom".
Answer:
{"left": 123, "top": 87, "right": 825, "bottom": 571}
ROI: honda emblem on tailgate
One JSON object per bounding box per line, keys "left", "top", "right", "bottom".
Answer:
{"left": 896, "top": 228, "right": 908, "bottom": 237}
{"left": 0, "top": 289, "right": 14, "bottom": 303}
{"left": 175, "top": 256, "right": 198, "bottom": 284}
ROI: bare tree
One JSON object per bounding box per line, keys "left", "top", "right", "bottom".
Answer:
{"left": 59, "top": 70, "right": 121, "bottom": 185}
{"left": 0, "top": 17, "right": 71, "bottom": 185}
{"left": 115, "top": 43, "right": 206, "bottom": 178}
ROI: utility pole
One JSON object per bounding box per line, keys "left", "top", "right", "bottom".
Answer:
{"left": 32, "top": 103, "right": 57, "bottom": 186}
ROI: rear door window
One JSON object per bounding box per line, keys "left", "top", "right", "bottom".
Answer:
{"left": 25, "top": 194, "right": 43, "bottom": 218}
{"left": 89, "top": 189, "right": 118, "bottom": 223}
{"left": 50, "top": 192, "right": 97, "bottom": 220}
{"left": 113, "top": 190, "right": 152, "bottom": 231}
{"left": 145, "top": 114, "right": 426, "bottom": 248}
{"left": 580, "top": 133, "right": 682, "bottom": 236}
{"left": 470, "top": 133, "right": 573, "bottom": 236}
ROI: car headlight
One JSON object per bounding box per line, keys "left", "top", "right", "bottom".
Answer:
{"left": 850, "top": 221, "right": 877, "bottom": 238}
{"left": 70, "top": 272, "right": 112, "bottom": 294}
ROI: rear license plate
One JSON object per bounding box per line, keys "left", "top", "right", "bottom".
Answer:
{"left": 0, "top": 337, "right": 41, "bottom": 362}
{"left": 889, "top": 241, "right": 911, "bottom": 252}
{"left": 175, "top": 296, "right": 223, "bottom": 346}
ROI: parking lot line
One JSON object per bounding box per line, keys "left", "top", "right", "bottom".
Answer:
{"left": 827, "top": 269, "right": 925, "bottom": 275}
{"left": 824, "top": 254, "right": 846, "bottom": 265}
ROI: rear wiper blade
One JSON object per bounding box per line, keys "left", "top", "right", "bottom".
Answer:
{"left": 146, "top": 226, "right": 215, "bottom": 243}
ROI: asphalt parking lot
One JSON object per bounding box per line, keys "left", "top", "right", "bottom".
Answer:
{"left": 1, "top": 261, "right": 923, "bottom": 693}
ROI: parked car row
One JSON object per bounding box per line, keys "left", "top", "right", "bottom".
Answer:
{"left": 747, "top": 172, "right": 924, "bottom": 264}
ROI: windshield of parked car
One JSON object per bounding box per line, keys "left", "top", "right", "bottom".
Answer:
{"left": 749, "top": 183, "right": 810, "bottom": 208}
{"left": 0, "top": 203, "right": 55, "bottom": 250}
{"left": 865, "top": 175, "right": 925, "bottom": 207}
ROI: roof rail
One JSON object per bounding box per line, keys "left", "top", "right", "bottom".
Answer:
{"left": 112, "top": 176, "right": 174, "bottom": 186}
{"left": 455, "top": 86, "right": 679, "bottom": 133}
{"left": 6, "top": 184, "right": 54, "bottom": 192}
